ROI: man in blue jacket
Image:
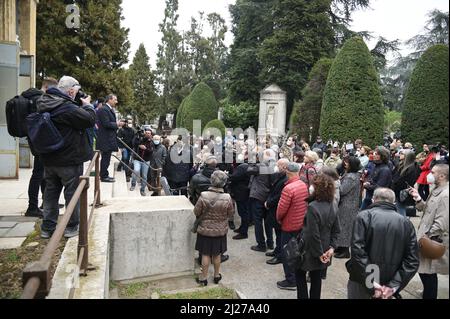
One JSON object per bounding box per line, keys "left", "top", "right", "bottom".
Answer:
{"left": 37, "top": 76, "right": 96, "bottom": 239}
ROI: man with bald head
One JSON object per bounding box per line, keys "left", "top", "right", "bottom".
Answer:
{"left": 264, "top": 158, "right": 290, "bottom": 265}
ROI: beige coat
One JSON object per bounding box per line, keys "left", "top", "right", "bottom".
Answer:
{"left": 194, "top": 187, "right": 235, "bottom": 237}
{"left": 416, "top": 182, "right": 449, "bottom": 274}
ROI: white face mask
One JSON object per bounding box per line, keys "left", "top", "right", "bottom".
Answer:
{"left": 427, "top": 172, "right": 436, "bottom": 185}
{"left": 309, "top": 185, "right": 315, "bottom": 194}
{"left": 274, "top": 166, "right": 279, "bottom": 173}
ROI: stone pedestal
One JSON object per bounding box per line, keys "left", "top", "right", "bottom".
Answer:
{"left": 258, "top": 84, "right": 287, "bottom": 137}
{"left": 110, "top": 196, "right": 196, "bottom": 282}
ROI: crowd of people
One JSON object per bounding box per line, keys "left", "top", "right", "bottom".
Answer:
{"left": 17, "top": 75, "right": 449, "bottom": 300}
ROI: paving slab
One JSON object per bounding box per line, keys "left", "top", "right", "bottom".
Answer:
{"left": 0, "top": 228, "right": 9, "bottom": 237}
{"left": 0, "top": 222, "right": 17, "bottom": 228}
{"left": 3, "top": 222, "right": 36, "bottom": 238}
{"left": 0, "top": 237, "right": 26, "bottom": 249}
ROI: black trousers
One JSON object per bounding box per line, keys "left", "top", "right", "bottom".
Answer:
{"left": 419, "top": 273, "right": 438, "bottom": 299}
{"left": 295, "top": 269, "right": 323, "bottom": 299}
{"left": 100, "top": 151, "right": 112, "bottom": 179}
{"left": 28, "top": 155, "right": 46, "bottom": 209}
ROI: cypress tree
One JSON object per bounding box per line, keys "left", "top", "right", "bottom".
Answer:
{"left": 204, "top": 119, "right": 226, "bottom": 138}
{"left": 179, "top": 82, "right": 218, "bottom": 133}
{"left": 291, "top": 58, "right": 333, "bottom": 143}
{"left": 401, "top": 44, "right": 449, "bottom": 148}
{"left": 320, "top": 37, "right": 384, "bottom": 147}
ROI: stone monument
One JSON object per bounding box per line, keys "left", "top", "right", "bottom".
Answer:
{"left": 258, "top": 84, "right": 287, "bottom": 137}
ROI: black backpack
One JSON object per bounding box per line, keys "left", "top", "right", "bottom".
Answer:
{"left": 5, "top": 88, "right": 43, "bottom": 138}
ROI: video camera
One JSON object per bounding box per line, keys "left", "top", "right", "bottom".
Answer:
{"left": 74, "top": 90, "right": 88, "bottom": 106}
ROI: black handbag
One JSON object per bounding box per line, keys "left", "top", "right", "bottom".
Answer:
{"left": 283, "top": 233, "right": 306, "bottom": 271}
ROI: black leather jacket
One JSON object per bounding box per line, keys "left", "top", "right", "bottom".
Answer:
{"left": 346, "top": 202, "right": 419, "bottom": 294}
{"left": 189, "top": 166, "right": 216, "bottom": 205}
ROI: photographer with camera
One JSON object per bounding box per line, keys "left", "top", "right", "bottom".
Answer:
{"left": 96, "top": 94, "right": 123, "bottom": 182}
{"left": 35, "top": 76, "right": 96, "bottom": 238}
{"left": 130, "top": 127, "right": 154, "bottom": 196}
{"left": 117, "top": 117, "right": 136, "bottom": 182}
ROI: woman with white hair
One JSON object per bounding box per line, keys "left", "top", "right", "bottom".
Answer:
{"left": 194, "top": 171, "right": 235, "bottom": 286}
{"left": 299, "top": 151, "right": 319, "bottom": 190}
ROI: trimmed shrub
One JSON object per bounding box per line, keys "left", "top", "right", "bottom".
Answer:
{"left": 204, "top": 119, "right": 226, "bottom": 138}
{"left": 177, "top": 82, "right": 218, "bottom": 133}
{"left": 176, "top": 96, "right": 188, "bottom": 128}
{"left": 401, "top": 44, "right": 449, "bottom": 148}
{"left": 320, "top": 37, "right": 384, "bottom": 148}
{"left": 291, "top": 58, "right": 333, "bottom": 143}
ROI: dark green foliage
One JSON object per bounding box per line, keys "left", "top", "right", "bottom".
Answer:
{"left": 401, "top": 44, "right": 449, "bottom": 148}
{"left": 320, "top": 37, "right": 384, "bottom": 147}
{"left": 36, "top": 0, "right": 132, "bottom": 107}
{"left": 175, "top": 97, "right": 188, "bottom": 129}
{"left": 259, "top": 0, "right": 335, "bottom": 122}
{"left": 129, "top": 44, "right": 159, "bottom": 123}
{"left": 222, "top": 100, "right": 259, "bottom": 130}
{"left": 291, "top": 58, "right": 333, "bottom": 143}
{"left": 177, "top": 82, "right": 218, "bottom": 133}
{"left": 204, "top": 119, "right": 226, "bottom": 137}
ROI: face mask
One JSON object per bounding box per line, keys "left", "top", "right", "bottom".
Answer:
{"left": 154, "top": 141, "right": 160, "bottom": 146}
{"left": 274, "top": 166, "right": 279, "bottom": 173}
{"left": 426, "top": 172, "right": 436, "bottom": 184}
{"left": 309, "top": 185, "right": 315, "bottom": 194}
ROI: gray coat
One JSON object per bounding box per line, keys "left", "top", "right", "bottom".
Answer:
{"left": 416, "top": 182, "right": 449, "bottom": 275}
{"left": 336, "top": 172, "right": 361, "bottom": 247}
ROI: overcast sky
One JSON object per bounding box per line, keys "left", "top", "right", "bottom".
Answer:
{"left": 121, "top": 0, "right": 449, "bottom": 68}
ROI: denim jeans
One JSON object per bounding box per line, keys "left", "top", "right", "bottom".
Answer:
{"left": 41, "top": 165, "right": 83, "bottom": 233}
{"left": 131, "top": 160, "right": 150, "bottom": 191}
{"left": 281, "top": 230, "right": 299, "bottom": 283}
{"left": 360, "top": 192, "right": 373, "bottom": 210}
{"left": 249, "top": 198, "right": 273, "bottom": 248}
{"left": 119, "top": 148, "right": 132, "bottom": 176}
{"left": 236, "top": 200, "right": 250, "bottom": 236}
{"left": 28, "top": 155, "right": 46, "bottom": 209}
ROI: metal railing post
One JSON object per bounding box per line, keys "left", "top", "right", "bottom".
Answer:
{"left": 157, "top": 168, "right": 162, "bottom": 196}
{"left": 78, "top": 176, "right": 89, "bottom": 274}
{"left": 94, "top": 151, "right": 101, "bottom": 206}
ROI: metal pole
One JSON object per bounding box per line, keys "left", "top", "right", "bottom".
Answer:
{"left": 157, "top": 168, "right": 162, "bottom": 196}
{"left": 78, "top": 177, "right": 89, "bottom": 274}
{"left": 94, "top": 152, "right": 101, "bottom": 206}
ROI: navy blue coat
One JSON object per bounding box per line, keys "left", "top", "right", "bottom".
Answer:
{"left": 96, "top": 105, "right": 118, "bottom": 152}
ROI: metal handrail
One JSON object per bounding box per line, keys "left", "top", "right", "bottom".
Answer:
{"left": 117, "top": 137, "right": 162, "bottom": 172}
{"left": 21, "top": 151, "right": 102, "bottom": 299}
{"left": 111, "top": 154, "right": 162, "bottom": 193}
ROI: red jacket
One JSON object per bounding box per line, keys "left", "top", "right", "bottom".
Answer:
{"left": 417, "top": 153, "right": 435, "bottom": 185}
{"left": 276, "top": 176, "right": 309, "bottom": 232}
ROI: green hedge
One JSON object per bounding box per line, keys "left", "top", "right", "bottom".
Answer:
{"left": 177, "top": 82, "right": 218, "bottom": 133}
{"left": 320, "top": 37, "right": 384, "bottom": 147}
{"left": 401, "top": 44, "right": 449, "bottom": 148}
{"left": 204, "top": 119, "right": 226, "bottom": 138}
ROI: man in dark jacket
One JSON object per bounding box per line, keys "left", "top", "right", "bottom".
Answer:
{"left": 23, "top": 77, "right": 59, "bottom": 218}
{"left": 248, "top": 149, "right": 276, "bottom": 252}
{"left": 164, "top": 137, "right": 192, "bottom": 196}
{"left": 264, "top": 158, "right": 289, "bottom": 264}
{"left": 149, "top": 135, "right": 167, "bottom": 195}
{"left": 312, "top": 136, "right": 327, "bottom": 155}
{"left": 117, "top": 118, "right": 136, "bottom": 182}
{"left": 231, "top": 155, "right": 251, "bottom": 240}
{"left": 96, "top": 94, "right": 123, "bottom": 182}
{"left": 346, "top": 188, "right": 419, "bottom": 299}
{"left": 130, "top": 128, "right": 153, "bottom": 196}
{"left": 361, "top": 146, "right": 393, "bottom": 210}
{"left": 189, "top": 156, "right": 217, "bottom": 205}
{"left": 37, "top": 76, "right": 96, "bottom": 239}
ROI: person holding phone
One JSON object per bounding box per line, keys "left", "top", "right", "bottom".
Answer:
{"left": 392, "top": 150, "right": 420, "bottom": 216}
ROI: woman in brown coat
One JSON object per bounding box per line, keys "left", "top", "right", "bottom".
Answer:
{"left": 194, "top": 170, "right": 235, "bottom": 286}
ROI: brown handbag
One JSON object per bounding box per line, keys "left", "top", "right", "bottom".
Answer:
{"left": 419, "top": 236, "right": 446, "bottom": 259}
